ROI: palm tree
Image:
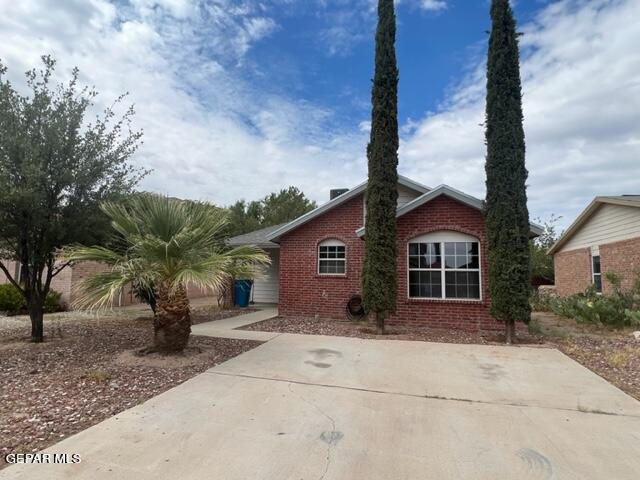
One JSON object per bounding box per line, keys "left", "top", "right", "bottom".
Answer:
{"left": 66, "top": 194, "right": 270, "bottom": 354}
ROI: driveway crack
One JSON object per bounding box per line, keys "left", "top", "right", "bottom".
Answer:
{"left": 287, "top": 382, "right": 338, "bottom": 480}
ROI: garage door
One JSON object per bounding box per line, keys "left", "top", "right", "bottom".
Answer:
{"left": 251, "top": 249, "right": 279, "bottom": 304}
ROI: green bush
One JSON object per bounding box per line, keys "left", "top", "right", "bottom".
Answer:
{"left": 550, "top": 273, "right": 640, "bottom": 328}
{"left": 0, "top": 284, "right": 65, "bottom": 315}
{"left": 44, "top": 290, "right": 64, "bottom": 313}
{"left": 0, "top": 284, "right": 25, "bottom": 315}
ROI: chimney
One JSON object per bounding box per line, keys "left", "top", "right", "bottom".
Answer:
{"left": 330, "top": 188, "right": 349, "bottom": 200}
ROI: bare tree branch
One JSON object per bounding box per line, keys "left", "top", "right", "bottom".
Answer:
{"left": 0, "top": 260, "right": 24, "bottom": 295}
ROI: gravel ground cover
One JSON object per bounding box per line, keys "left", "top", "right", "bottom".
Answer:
{"left": 0, "top": 307, "right": 261, "bottom": 467}
{"left": 240, "top": 315, "right": 544, "bottom": 344}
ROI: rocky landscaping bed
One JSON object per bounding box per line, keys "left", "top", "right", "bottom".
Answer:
{"left": 0, "top": 307, "right": 260, "bottom": 467}
{"left": 240, "top": 315, "right": 544, "bottom": 344}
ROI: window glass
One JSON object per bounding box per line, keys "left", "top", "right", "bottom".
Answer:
{"left": 319, "top": 243, "right": 346, "bottom": 274}
{"left": 409, "top": 238, "right": 480, "bottom": 300}
{"left": 592, "top": 255, "right": 602, "bottom": 293}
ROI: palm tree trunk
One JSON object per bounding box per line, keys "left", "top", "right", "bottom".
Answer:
{"left": 153, "top": 281, "right": 191, "bottom": 353}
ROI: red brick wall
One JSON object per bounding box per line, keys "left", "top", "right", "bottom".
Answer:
{"left": 553, "top": 237, "right": 640, "bottom": 296}
{"left": 391, "top": 195, "right": 495, "bottom": 331}
{"left": 279, "top": 195, "right": 364, "bottom": 318}
{"left": 600, "top": 237, "right": 640, "bottom": 293}
{"left": 278, "top": 194, "right": 500, "bottom": 331}
{"left": 553, "top": 248, "right": 592, "bottom": 296}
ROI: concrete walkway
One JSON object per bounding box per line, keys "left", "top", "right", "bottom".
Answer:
{"left": 191, "top": 307, "right": 279, "bottom": 341}
{"left": 2, "top": 333, "right": 639, "bottom": 479}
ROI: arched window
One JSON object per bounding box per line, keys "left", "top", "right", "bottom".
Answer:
{"left": 318, "top": 239, "right": 346, "bottom": 275}
{"left": 407, "top": 231, "right": 481, "bottom": 300}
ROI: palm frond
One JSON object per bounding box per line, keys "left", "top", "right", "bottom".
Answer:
{"left": 64, "top": 245, "right": 126, "bottom": 265}
{"left": 73, "top": 194, "right": 271, "bottom": 308}
{"left": 72, "top": 270, "right": 136, "bottom": 310}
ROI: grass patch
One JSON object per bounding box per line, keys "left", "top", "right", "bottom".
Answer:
{"left": 84, "top": 369, "right": 112, "bottom": 382}
{"left": 607, "top": 347, "right": 640, "bottom": 369}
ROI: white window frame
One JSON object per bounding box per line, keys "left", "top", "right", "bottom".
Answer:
{"left": 318, "top": 239, "right": 347, "bottom": 276}
{"left": 407, "top": 231, "right": 482, "bottom": 301}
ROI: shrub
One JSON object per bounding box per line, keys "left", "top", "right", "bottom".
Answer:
{"left": 0, "top": 284, "right": 64, "bottom": 315}
{"left": 0, "top": 284, "right": 25, "bottom": 315}
{"left": 550, "top": 272, "right": 640, "bottom": 328}
{"left": 44, "top": 290, "right": 65, "bottom": 313}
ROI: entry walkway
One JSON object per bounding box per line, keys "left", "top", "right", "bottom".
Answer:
{"left": 191, "top": 306, "right": 279, "bottom": 341}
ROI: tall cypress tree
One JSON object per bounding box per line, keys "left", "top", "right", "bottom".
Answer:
{"left": 363, "top": 0, "right": 399, "bottom": 335}
{"left": 484, "top": 0, "right": 531, "bottom": 344}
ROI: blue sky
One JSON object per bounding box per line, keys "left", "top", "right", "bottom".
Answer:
{"left": 245, "top": 1, "right": 539, "bottom": 125}
{"left": 1, "top": 0, "right": 639, "bottom": 228}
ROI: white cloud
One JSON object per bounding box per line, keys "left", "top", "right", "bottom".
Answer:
{"left": 0, "top": 0, "right": 367, "bottom": 205}
{"left": 401, "top": 0, "right": 640, "bottom": 228}
{"left": 419, "top": 0, "right": 447, "bottom": 11}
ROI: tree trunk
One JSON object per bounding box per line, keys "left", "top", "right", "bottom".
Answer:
{"left": 376, "top": 311, "right": 385, "bottom": 335}
{"left": 505, "top": 319, "right": 516, "bottom": 345}
{"left": 29, "top": 300, "right": 44, "bottom": 343}
{"left": 153, "top": 282, "right": 191, "bottom": 354}
{"left": 222, "top": 276, "right": 234, "bottom": 309}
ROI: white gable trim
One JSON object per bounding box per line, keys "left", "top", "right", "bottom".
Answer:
{"left": 267, "top": 175, "right": 429, "bottom": 242}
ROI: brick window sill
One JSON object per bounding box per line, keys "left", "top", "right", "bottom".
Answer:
{"left": 315, "top": 274, "right": 349, "bottom": 279}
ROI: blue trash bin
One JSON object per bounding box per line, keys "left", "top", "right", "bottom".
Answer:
{"left": 234, "top": 279, "right": 253, "bottom": 307}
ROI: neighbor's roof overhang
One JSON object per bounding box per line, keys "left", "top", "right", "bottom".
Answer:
{"left": 547, "top": 196, "right": 640, "bottom": 255}
{"left": 266, "top": 175, "right": 430, "bottom": 242}
{"left": 354, "top": 184, "right": 544, "bottom": 238}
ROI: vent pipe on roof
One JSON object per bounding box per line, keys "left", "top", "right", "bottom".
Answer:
{"left": 330, "top": 188, "right": 349, "bottom": 200}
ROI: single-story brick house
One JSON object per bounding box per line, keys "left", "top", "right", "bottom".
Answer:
{"left": 230, "top": 176, "right": 542, "bottom": 331}
{"left": 548, "top": 195, "right": 640, "bottom": 296}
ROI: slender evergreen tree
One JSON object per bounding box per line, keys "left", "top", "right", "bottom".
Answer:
{"left": 362, "top": 0, "right": 399, "bottom": 335}
{"left": 484, "top": 0, "right": 531, "bottom": 343}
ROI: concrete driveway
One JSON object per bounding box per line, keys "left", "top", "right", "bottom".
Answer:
{"left": 3, "top": 334, "right": 640, "bottom": 479}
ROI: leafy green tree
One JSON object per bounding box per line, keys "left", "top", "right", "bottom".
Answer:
{"left": 0, "top": 55, "right": 144, "bottom": 342}
{"left": 530, "top": 214, "right": 561, "bottom": 284}
{"left": 227, "top": 187, "right": 317, "bottom": 236}
{"left": 484, "top": 0, "right": 531, "bottom": 343}
{"left": 66, "top": 195, "right": 270, "bottom": 354}
{"left": 262, "top": 186, "right": 317, "bottom": 226}
{"left": 227, "top": 200, "right": 263, "bottom": 237}
{"left": 362, "top": 0, "right": 399, "bottom": 335}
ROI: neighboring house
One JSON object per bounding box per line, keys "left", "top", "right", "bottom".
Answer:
{"left": 0, "top": 260, "right": 212, "bottom": 308}
{"left": 229, "top": 176, "right": 542, "bottom": 331}
{"left": 549, "top": 195, "right": 640, "bottom": 296}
